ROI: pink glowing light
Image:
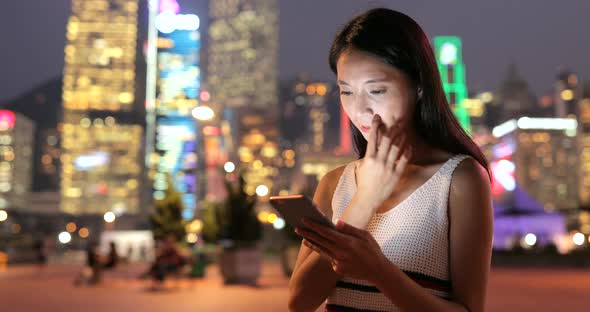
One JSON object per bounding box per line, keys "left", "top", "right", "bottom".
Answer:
{"left": 199, "top": 90, "right": 211, "bottom": 102}
{"left": 0, "top": 110, "right": 15, "bottom": 130}
{"left": 159, "top": 0, "right": 180, "bottom": 14}
{"left": 491, "top": 159, "right": 516, "bottom": 196}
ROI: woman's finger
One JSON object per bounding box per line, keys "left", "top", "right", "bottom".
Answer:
{"left": 331, "top": 259, "right": 344, "bottom": 274}
{"left": 296, "top": 227, "right": 335, "bottom": 249}
{"left": 387, "top": 132, "right": 409, "bottom": 171}
{"left": 302, "top": 218, "right": 349, "bottom": 243}
{"left": 303, "top": 239, "right": 337, "bottom": 259}
{"left": 390, "top": 118, "right": 405, "bottom": 143}
{"left": 393, "top": 149, "right": 410, "bottom": 178}
{"left": 376, "top": 128, "right": 392, "bottom": 161}
{"left": 365, "top": 115, "right": 381, "bottom": 158}
{"left": 385, "top": 140, "right": 397, "bottom": 171}
{"left": 396, "top": 135, "right": 409, "bottom": 162}
{"left": 335, "top": 220, "right": 367, "bottom": 239}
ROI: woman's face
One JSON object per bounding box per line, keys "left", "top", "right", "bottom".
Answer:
{"left": 336, "top": 49, "right": 417, "bottom": 141}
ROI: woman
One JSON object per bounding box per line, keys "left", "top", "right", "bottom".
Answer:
{"left": 289, "top": 8, "right": 493, "bottom": 312}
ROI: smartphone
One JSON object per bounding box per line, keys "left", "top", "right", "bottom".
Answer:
{"left": 269, "top": 194, "right": 335, "bottom": 230}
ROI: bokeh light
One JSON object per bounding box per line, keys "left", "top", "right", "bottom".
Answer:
{"left": 273, "top": 217, "right": 285, "bottom": 230}
{"left": 104, "top": 211, "right": 116, "bottom": 223}
{"left": 224, "top": 161, "right": 236, "bottom": 173}
{"left": 573, "top": 232, "right": 585, "bottom": 246}
{"left": 78, "top": 227, "right": 89, "bottom": 239}
{"left": 186, "top": 233, "right": 198, "bottom": 244}
{"left": 66, "top": 222, "right": 77, "bottom": 233}
{"left": 256, "top": 185, "right": 269, "bottom": 197}
{"left": 267, "top": 213, "right": 278, "bottom": 224}
{"left": 524, "top": 233, "right": 537, "bottom": 246}
{"left": 58, "top": 232, "right": 72, "bottom": 244}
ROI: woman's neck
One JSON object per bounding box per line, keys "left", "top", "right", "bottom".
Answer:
{"left": 405, "top": 129, "right": 450, "bottom": 166}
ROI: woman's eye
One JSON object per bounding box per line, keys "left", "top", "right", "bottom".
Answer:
{"left": 370, "top": 89, "right": 386, "bottom": 95}
{"left": 340, "top": 91, "right": 352, "bottom": 96}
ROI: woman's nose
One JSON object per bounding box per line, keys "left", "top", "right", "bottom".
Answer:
{"left": 355, "top": 95, "right": 373, "bottom": 115}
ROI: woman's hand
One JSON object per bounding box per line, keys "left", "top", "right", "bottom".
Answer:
{"left": 295, "top": 218, "right": 389, "bottom": 283}
{"left": 356, "top": 114, "right": 411, "bottom": 210}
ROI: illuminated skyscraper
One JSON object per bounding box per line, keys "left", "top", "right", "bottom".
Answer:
{"left": 0, "top": 111, "right": 34, "bottom": 211}
{"left": 491, "top": 117, "right": 579, "bottom": 213}
{"left": 144, "top": 0, "right": 203, "bottom": 219}
{"left": 555, "top": 69, "right": 579, "bottom": 118}
{"left": 578, "top": 82, "right": 590, "bottom": 208}
{"left": 2, "top": 77, "right": 63, "bottom": 192}
{"left": 279, "top": 77, "right": 342, "bottom": 153}
{"left": 61, "top": 0, "right": 144, "bottom": 215}
{"left": 207, "top": 0, "right": 279, "bottom": 110}
{"left": 434, "top": 36, "right": 471, "bottom": 132}
{"left": 277, "top": 77, "right": 355, "bottom": 193}
{"left": 207, "top": 0, "right": 280, "bottom": 199}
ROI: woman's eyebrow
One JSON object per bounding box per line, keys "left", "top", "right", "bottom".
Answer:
{"left": 337, "top": 78, "right": 389, "bottom": 85}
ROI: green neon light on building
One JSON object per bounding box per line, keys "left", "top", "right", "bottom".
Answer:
{"left": 434, "top": 36, "right": 471, "bottom": 132}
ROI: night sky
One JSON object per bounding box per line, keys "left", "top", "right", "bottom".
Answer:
{"left": 1, "top": 0, "right": 589, "bottom": 102}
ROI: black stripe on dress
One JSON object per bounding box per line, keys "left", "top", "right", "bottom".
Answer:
{"left": 403, "top": 270, "right": 452, "bottom": 292}
{"left": 325, "top": 303, "right": 386, "bottom": 312}
{"left": 335, "top": 280, "right": 380, "bottom": 293}
{"left": 335, "top": 271, "right": 451, "bottom": 293}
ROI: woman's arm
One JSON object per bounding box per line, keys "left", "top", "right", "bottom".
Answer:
{"left": 288, "top": 166, "right": 345, "bottom": 311}
{"left": 372, "top": 157, "right": 493, "bottom": 312}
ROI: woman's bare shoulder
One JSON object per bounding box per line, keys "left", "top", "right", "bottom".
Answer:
{"left": 322, "top": 164, "right": 348, "bottom": 186}
{"left": 313, "top": 162, "right": 352, "bottom": 216}
{"left": 451, "top": 156, "right": 490, "bottom": 189}
{"left": 449, "top": 156, "right": 492, "bottom": 215}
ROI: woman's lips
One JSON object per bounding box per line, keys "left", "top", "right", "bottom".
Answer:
{"left": 360, "top": 126, "right": 371, "bottom": 133}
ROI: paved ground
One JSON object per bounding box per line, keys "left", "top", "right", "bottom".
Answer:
{"left": 0, "top": 260, "right": 588, "bottom": 311}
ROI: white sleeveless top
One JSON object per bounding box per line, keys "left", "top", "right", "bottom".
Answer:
{"left": 325, "top": 154, "right": 470, "bottom": 312}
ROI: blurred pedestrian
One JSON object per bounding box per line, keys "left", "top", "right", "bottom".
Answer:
{"left": 103, "top": 241, "right": 119, "bottom": 270}
{"left": 145, "top": 234, "right": 187, "bottom": 289}
{"left": 126, "top": 244, "right": 134, "bottom": 263}
{"left": 74, "top": 240, "right": 101, "bottom": 286}
{"left": 34, "top": 238, "right": 48, "bottom": 274}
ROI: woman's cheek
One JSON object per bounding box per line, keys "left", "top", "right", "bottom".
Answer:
{"left": 341, "top": 101, "right": 354, "bottom": 118}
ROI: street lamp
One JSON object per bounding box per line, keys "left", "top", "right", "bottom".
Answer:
{"left": 0, "top": 210, "right": 7, "bottom": 222}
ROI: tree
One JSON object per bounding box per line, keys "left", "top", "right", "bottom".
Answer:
{"left": 200, "top": 199, "right": 221, "bottom": 243}
{"left": 219, "top": 172, "right": 262, "bottom": 247}
{"left": 150, "top": 178, "right": 187, "bottom": 241}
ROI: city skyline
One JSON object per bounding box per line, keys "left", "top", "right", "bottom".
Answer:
{"left": 1, "top": 0, "right": 590, "bottom": 102}
{"left": 1, "top": 1, "right": 590, "bottom": 293}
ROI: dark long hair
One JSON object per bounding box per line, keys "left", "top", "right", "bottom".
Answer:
{"left": 329, "top": 8, "right": 490, "bottom": 177}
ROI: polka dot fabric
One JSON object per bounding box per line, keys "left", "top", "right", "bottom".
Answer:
{"left": 326, "top": 154, "right": 470, "bottom": 311}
